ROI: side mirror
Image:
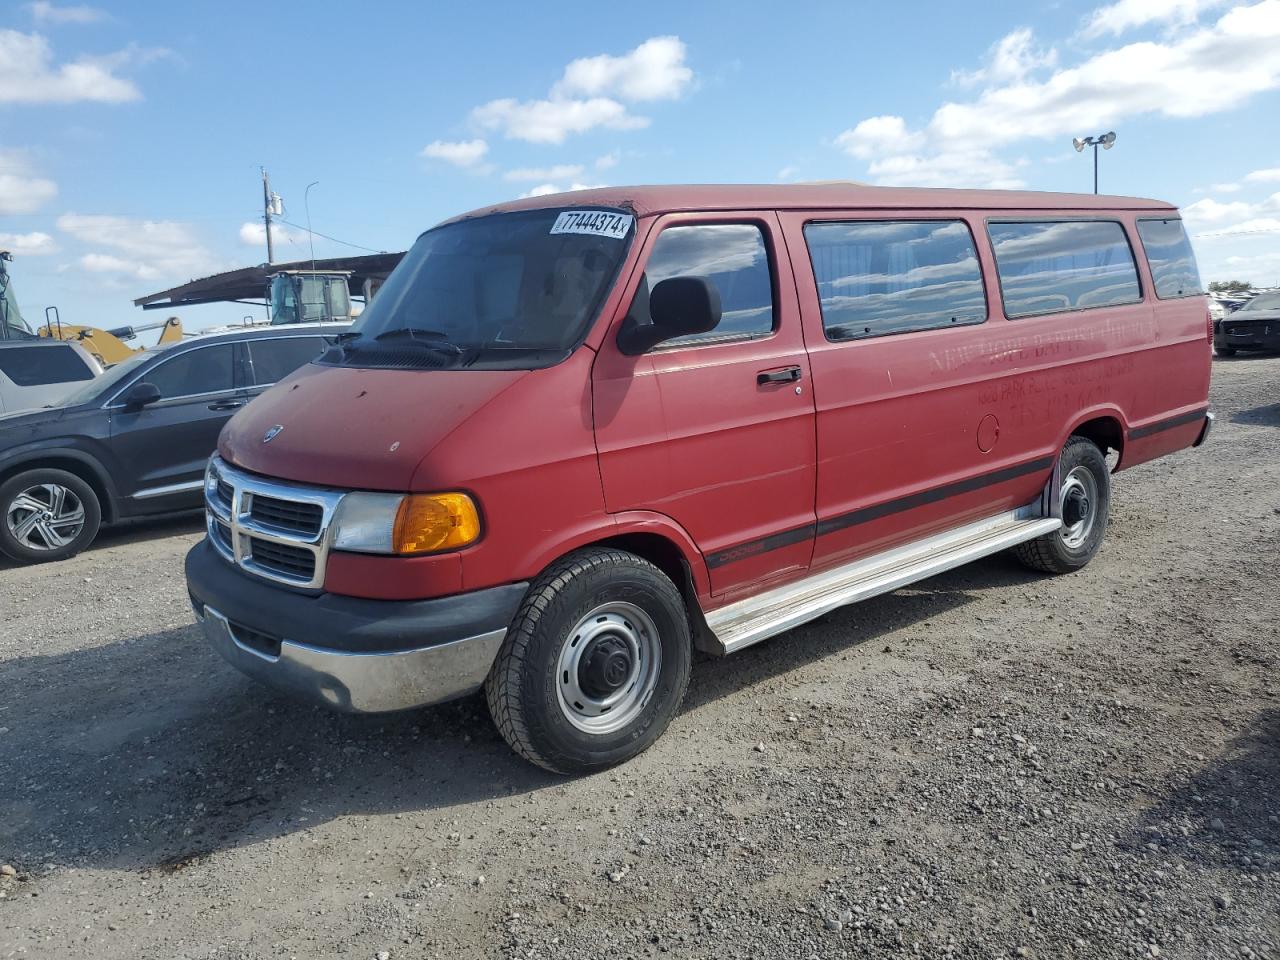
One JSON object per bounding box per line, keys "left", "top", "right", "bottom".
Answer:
{"left": 617, "top": 276, "right": 721, "bottom": 356}
{"left": 122, "top": 381, "right": 161, "bottom": 409}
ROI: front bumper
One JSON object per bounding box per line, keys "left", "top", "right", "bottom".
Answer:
{"left": 1218, "top": 321, "right": 1280, "bottom": 351}
{"left": 185, "top": 539, "right": 527, "bottom": 713}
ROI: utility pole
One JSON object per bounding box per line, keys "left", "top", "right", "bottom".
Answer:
{"left": 260, "top": 167, "right": 282, "bottom": 264}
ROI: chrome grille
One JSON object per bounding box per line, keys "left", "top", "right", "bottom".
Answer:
{"left": 204, "top": 456, "right": 344, "bottom": 590}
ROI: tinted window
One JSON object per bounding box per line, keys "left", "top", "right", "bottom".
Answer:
{"left": 988, "top": 220, "right": 1141, "bottom": 318}
{"left": 0, "top": 344, "right": 94, "bottom": 386}
{"left": 143, "top": 345, "right": 235, "bottom": 399}
{"left": 1136, "top": 219, "right": 1202, "bottom": 299}
{"left": 636, "top": 223, "right": 773, "bottom": 346}
{"left": 248, "top": 337, "right": 328, "bottom": 385}
{"left": 804, "top": 220, "right": 986, "bottom": 341}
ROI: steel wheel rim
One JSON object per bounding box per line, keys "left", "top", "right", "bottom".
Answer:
{"left": 556, "top": 601, "right": 662, "bottom": 735}
{"left": 5, "top": 483, "right": 86, "bottom": 551}
{"left": 1060, "top": 466, "right": 1099, "bottom": 549}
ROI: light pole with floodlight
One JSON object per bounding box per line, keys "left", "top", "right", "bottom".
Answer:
{"left": 1072, "top": 131, "right": 1117, "bottom": 194}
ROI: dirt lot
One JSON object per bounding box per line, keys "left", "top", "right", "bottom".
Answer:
{"left": 1, "top": 355, "right": 1277, "bottom": 960}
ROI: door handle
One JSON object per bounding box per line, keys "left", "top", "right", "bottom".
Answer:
{"left": 757, "top": 365, "right": 802, "bottom": 385}
{"left": 208, "top": 400, "right": 245, "bottom": 411}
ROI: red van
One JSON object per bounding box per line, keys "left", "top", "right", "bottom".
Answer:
{"left": 185, "top": 185, "right": 1212, "bottom": 774}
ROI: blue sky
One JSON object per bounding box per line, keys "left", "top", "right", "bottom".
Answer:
{"left": 3, "top": 0, "right": 1279, "bottom": 333}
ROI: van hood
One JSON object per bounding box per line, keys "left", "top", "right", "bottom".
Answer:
{"left": 219, "top": 363, "right": 528, "bottom": 491}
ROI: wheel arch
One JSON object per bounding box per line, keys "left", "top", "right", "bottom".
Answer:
{"left": 0, "top": 451, "right": 118, "bottom": 522}
{"left": 1062, "top": 408, "right": 1126, "bottom": 471}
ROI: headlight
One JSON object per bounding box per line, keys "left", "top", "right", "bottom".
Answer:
{"left": 333, "top": 492, "right": 481, "bottom": 555}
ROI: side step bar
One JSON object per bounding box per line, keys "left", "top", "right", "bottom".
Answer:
{"left": 704, "top": 506, "right": 1061, "bottom": 655}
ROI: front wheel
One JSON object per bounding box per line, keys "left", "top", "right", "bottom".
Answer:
{"left": 1012, "top": 436, "right": 1110, "bottom": 575}
{"left": 0, "top": 468, "right": 103, "bottom": 564}
{"left": 485, "top": 548, "right": 692, "bottom": 775}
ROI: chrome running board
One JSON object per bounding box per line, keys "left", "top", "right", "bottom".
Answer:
{"left": 704, "top": 505, "right": 1061, "bottom": 655}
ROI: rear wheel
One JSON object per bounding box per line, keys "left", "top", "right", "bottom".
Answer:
{"left": 0, "top": 468, "right": 102, "bottom": 564}
{"left": 1012, "top": 436, "right": 1110, "bottom": 575}
{"left": 485, "top": 548, "right": 692, "bottom": 775}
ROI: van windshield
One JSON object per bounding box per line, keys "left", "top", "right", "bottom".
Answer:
{"left": 327, "top": 207, "right": 634, "bottom": 371}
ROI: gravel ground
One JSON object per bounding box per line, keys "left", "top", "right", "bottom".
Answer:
{"left": 1, "top": 355, "right": 1277, "bottom": 960}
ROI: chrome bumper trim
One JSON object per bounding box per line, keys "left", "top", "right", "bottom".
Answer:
{"left": 197, "top": 604, "right": 506, "bottom": 713}
{"left": 1194, "top": 411, "right": 1215, "bottom": 447}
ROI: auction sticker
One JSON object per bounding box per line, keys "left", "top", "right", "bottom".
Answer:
{"left": 550, "top": 210, "right": 633, "bottom": 240}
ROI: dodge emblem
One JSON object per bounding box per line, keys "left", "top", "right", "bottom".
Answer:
{"left": 262, "top": 424, "right": 284, "bottom": 443}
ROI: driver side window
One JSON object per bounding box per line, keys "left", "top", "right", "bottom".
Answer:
{"left": 634, "top": 223, "right": 774, "bottom": 347}
{"left": 145, "top": 345, "right": 236, "bottom": 399}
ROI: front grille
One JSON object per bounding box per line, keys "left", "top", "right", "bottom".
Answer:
{"left": 214, "top": 480, "right": 233, "bottom": 513}
{"left": 204, "top": 457, "right": 345, "bottom": 590}
{"left": 250, "top": 494, "right": 323, "bottom": 535}
{"left": 247, "top": 537, "right": 316, "bottom": 580}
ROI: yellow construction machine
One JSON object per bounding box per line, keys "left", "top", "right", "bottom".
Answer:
{"left": 38, "top": 314, "right": 185, "bottom": 366}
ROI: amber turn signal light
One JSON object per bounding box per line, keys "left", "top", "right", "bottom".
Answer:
{"left": 391, "top": 493, "right": 481, "bottom": 554}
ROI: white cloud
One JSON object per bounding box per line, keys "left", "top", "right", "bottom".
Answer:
{"left": 595, "top": 151, "right": 620, "bottom": 170}
{"left": 0, "top": 231, "right": 57, "bottom": 255}
{"left": 776, "top": 165, "right": 799, "bottom": 182}
{"left": 1081, "top": 0, "right": 1228, "bottom": 37}
{"left": 468, "top": 36, "right": 691, "bottom": 144}
{"left": 57, "top": 213, "right": 218, "bottom": 282}
{"left": 0, "top": 29, "right": 146, "bottom": 103}
{"left": 1244, "top": 167, "right": 1280, "bottom": 182}
{"left": 553, "top": 36, "right": 692, "bottom": 102}
{"left": 237, "top": 221, "right": 312, "bottom": 249}
{"left": 420, "top": 138, "right": 488, "bottom": 168}
{"left": 28, "top": 2, "right": 106, "bottom": 24}
{"left": 503, "top": 163, "right": 585, "bottom": 182}
{"left": 518, "top": 182, "right": 606, "bottom": 199}
{"left": 472, "top": 96, "right": 647, "bottom": 145}
{"left": 0, "top": 149, "right": 58, "bottom": 214}
{"left": 835, "top": 115, "right": 925, "bottom": 160}
{"left": 1183, "top": 197, "right": 1256, "bottom": 222}
{"left": 833, "top": 2, "right": 1280, "bottom": 189}
{"left": 952, "top": 27, "right": 1058, "bottom": 86}
{"left": 1210, "top": 181, "right": 1242, "bottom": 192}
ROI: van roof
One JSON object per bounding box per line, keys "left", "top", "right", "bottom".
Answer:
{"left": 452, "top": 183, "right": 1178, "bottom": 223}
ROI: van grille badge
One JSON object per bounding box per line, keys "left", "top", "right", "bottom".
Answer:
{"left": 263, "top": 425, "right": 284, "bottom": 443}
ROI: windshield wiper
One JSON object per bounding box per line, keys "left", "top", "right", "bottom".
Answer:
{"left": 374, "top": 327, "right": 453, "bottom": 342}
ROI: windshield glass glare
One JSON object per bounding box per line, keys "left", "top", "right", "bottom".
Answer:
{"left": 1240, "top": 291, "right": 1280, "bottom": 312}
{"left": 345, "top": 208, "right": 633, "bottom": 361}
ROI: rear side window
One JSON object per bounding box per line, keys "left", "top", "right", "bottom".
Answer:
{"left": 1136, "top": 218, "right": 1203, "bottom": 299}
{"left": 143, "top": 344, "right": 236, "bottom": 399}
{"left": 0, "top": 344, "right": 94, "bottom": 386}
{"left": 636, "top": 223, "right": 773, "bottom": 346}
{"left": 247, "top": 337, "right": 328, "bottom": 386}
{"left": 988, "top": 220, "right": 1142, "bottom": 318}
{"left": 804, "top": 220, "right": 986, "bottom": 341}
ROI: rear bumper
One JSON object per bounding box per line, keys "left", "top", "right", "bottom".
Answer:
{"left": 185, "top": 539, "right": 527, "bottom": 713}
{"left": 1217, "top": 324, "right": 1280, "bottom": 351}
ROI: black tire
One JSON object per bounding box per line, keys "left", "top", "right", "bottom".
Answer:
{"left": 1214, "top": 343, "right": 1237, "bottom": 357}
{"left": 0, "top": 468, "right": 102, "bottom": 564}
{"left": 485, "top": 547, "right": 692, "bottom": 775}
{"left": 1012, "top": 436, "right": 1110, "bottom": 575}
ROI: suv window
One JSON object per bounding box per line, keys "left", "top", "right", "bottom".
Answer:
{"left": 247, "top": 336, "right": 328, "bottom": 386}
{"left": 804, "top": 220, "right": 986, "bottom": 341}
{"left": 0, "top": 343, "right": 95, "bottom": 386}
{"left": 143, "top": 344, "right": 236, "bottom": 399}
{"left": 988, "top": 220, "right": 1141, "bottom": 318}
{"left": 635, "top": 223, "right": 773, "bottom": 346}
{"left": 1136, "top": 218, "right": 1203, "bottom": 299}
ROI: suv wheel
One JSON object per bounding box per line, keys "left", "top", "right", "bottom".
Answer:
{"left": 485, "top": 548, "right": 692, "bottom": 775}
{"left": 1012, "top": 436, "right": 1110, "bottom": 575}
{"left": 0, "top": 468, "right": 102, "bottom": 564}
